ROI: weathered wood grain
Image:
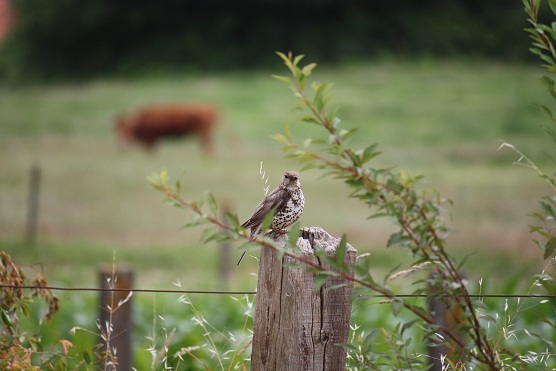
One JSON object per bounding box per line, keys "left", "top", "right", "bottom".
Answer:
{"left": 252, "top": 227, "right": 357, "bottom": 371}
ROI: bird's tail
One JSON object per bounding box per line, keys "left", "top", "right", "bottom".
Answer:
{"left": 237, "top": 250, "right": 247, "bottom": 266}
{"left": 237, "top": 230, "right": 257, "bottom": 265}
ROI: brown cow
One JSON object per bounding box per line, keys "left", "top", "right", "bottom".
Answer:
{"left": 115, "top": 104, "right": 218, "bottom": 153}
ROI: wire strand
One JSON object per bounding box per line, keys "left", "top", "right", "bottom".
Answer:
{"left": 1, "top": 284, "right": 555, "bottom": 299}
{"left": 0, "top": 284, "right": 256, "bottom": 295}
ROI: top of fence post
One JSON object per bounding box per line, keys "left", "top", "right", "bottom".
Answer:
{"left": 251, "top": 226, "right": 357, "bottom": 371}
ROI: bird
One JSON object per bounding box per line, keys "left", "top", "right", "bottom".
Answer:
{"left": 237, "top": 171, "right": 305, "bottom": 265}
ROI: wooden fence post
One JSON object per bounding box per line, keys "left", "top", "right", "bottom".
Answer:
{"left": 428, "top": 274, "right": 467, "bottom": 370}
{"left": 98, "top": 266, "right": 134, "bottom": 371}
{"left": 26, "top": 162, "right": 41, "bottom": 247}
{"left": 251, "top": 226, "right": 357, "bottom": 371}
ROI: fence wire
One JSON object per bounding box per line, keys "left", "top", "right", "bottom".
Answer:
{"left": 1, "top": 284, "right": 554, "bottom": 299}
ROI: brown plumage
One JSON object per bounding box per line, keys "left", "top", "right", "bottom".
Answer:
{"left": 237, "top": 171, "right": 305, "bottom": 265}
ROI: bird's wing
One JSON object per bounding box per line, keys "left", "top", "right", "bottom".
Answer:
{"left": 241, "top": 187, "right": 290, "bottom": 229}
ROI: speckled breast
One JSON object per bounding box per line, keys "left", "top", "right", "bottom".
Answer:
{"left": 272, "top": 189, "right": 305, "bottom": 230}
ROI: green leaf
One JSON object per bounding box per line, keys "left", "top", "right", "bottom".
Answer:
{"left": 275, "top": 244, "right": 286, "bottom": 262}
{"left": 391, "top": 298, "right": 404, "bottom": 317}
{"left": 334, "top": 234, "right": 348, "bottom": 272}
{"left": 159, "top": 168, "right": 169, "bottom": 184}
{"left": 387, "top": 231, "right": 403, "bottom": 247}
{"left": 200, "top": 227, "right": 217, "bottom": 243}
{"left": 300, "top": 163, "right": 321, "bottom": 171}
{"left": 55, "top": 359, "right": 66, "bottom": 371}
{"left": 540, "top": 76, "right": 556, "bottom": 98}
{"left": 534, "top": 273, "right": 556, "bottom": 295}
{"left": 544, "top": 237, "right": 556, "bottom": 259}
{"left": 261, "top": 209, "right": 276, "bottom": 233}
{"left": 360, "top": 143, "right": 381, "bottom": 164}
{"left": 523, "top": 0, "right": 531, "bottom": 14}
{"left": 301, "top": 63, "right": 317, "bottom": 77}
{"left": 1, "top": 309, "right": 13, "bottom": 331}
{"left": 284, "top": 123, "right": 292, "bottom": 140}
{"left": 529, "top": 210, "right": 546, "bottom": 220}
{"left": 147, "top": 172, "right": 164, "bottom": 191}
{"left": 224, "top": 212, "right": 240, "bottom": 228}
{"left": 456, "top": 252, "right": 477, "bottom": 270}
{"left": 272, "top": 75, "right": 291, "bottom": 84}
{"left": 326, "top": 282, "right": 348, "bottom": 291}
{"left": 550, "top": 0, "right": 556, "bottom": 15}
{"left": 336, "top": 342, "right": 359, "bottom": 352}
{"left": 353, "top": 259, "right": 371, "bottom": 280}
{"left": 293, "top": 54, "right": 305, "bottom": 67}
{"left": 540, "top": 200, "right": 556, "bottom": 219}
{"left": 312, "top": 81, "right": 333, "bottom": 98}
{"left": 535, "top": 103, "right": 555, "bottom": 119}
{"left": 315, "top": 93, "right": 328, "bottom": 112}
{"left": 364, "top": 329, "right": 378, "bottom": 345}
{"left": 301, "top": 115, "right": 320, "bottom": 125}
{"left": 83, "top": 350, "right": 92, "bottom": 364}
{"left": 20, "top": 301, "right": 30, "bottom": 318}
{"left": 206, "top": 192, "right": 218, "bottom": 216}
{"left": 182, "top": 214, "right": 205, "bottom": 229}
{"left": 275, "top": 51, "right": 289, "bottom": 64}
{"left": 287, "top": 223, "right": 302, "bottom": 247}
{"left": 401, "top": 319, "right": 419, "bottom": 335}
{"left": 270, "top": 132, "right": 288, "bottom": 143}
{"left": 161, "top": 198, "right": 178, "bottom": 207}
{"left": 313, "top": 273, "right": 329, "bottom": 291}
{"left": 204, "top": 231, "right": 231, "bottom": 243}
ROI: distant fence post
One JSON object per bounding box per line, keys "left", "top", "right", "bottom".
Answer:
{"left": 251, "top": 226, "right": 356, "bottom": 371}
{"left": 428, "top": 274, "right": 467, "bottom": 370}
{"left": 26, "top": 162, "right": 41, "bottom": 247}
{"left": 98, "top": 266, "right": 134, "bottom": 371}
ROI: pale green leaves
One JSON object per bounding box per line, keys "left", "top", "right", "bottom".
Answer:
{"left": 311, "top": 81, "right": 334, "bottom": 114}
{"left": 524, "top": 0, "right": 556, "bottom": 72}
{"left": 273, "top": 51, "right": 312, "bottom": 91}
{"left": 148, "top": 169, "right": 242, "bottom": 245}
{"left": 518, "top": 5, "right": 556, "bottom": 260}
{"left": 268, "top": 51, "right": 500, "bottom": 366}
{"left": 147, "top": 168, "right": 170, "bottom": 191}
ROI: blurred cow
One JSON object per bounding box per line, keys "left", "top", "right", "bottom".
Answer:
{"left": 115, "top": 104, "right": 218, "bottom": 153}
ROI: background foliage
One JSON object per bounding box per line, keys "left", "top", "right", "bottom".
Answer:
{"left": 0, "top": 0, "right": 541, "bottom": 82}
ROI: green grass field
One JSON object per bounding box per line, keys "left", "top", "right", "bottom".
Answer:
{"left": 1, "top": 58, "right": 553, "bottom": 293}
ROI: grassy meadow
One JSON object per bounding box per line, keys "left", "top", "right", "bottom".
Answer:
{"left": 1, "top": 58, "right": 553, "bottom": 294}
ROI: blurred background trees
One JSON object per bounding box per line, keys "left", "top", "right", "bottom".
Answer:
{"left": 0, "top": 0, "right": 541, "bottom": 82}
